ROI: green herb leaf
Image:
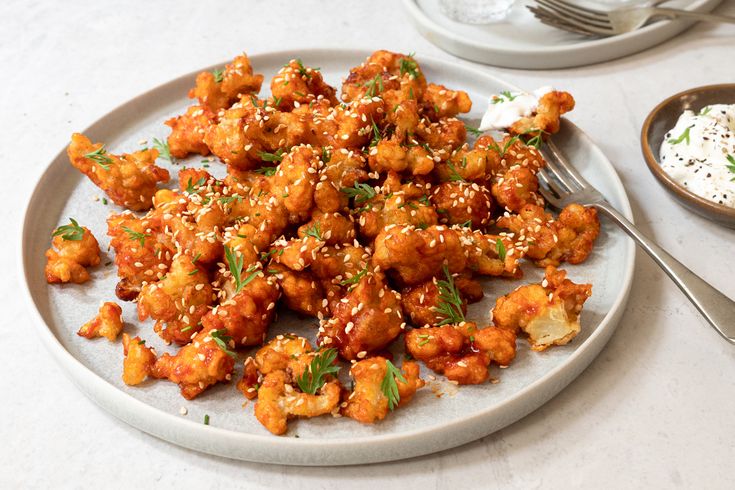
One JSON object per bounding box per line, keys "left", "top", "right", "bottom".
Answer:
{"left": 447, "top": 162, "right": 465, "bottom": 182}
{"left": 212, "top": 68, "right": 224, "bottom": 83}
{"left": 381, "top": 360, "right": 407, "bottom": 411}
{"left": 84, "top": 146, "right": 113, "bottom": 170}
{"left": 465, "top": 125, "right": 483, "bottom": 136}
{"left": 399, "top": 53, "right": 419, "bottom": 79}
{"left": 303, "top": 222, "right": 322, "bottom": 241}
{"left": 258, "top": 149, "right": 284, "bottom": 163}
{"left": 296, "top": 348, "right": 340, "bottom": 394}
{"left": 363, "top": 74, "right": 384, "bottom": 98}
{"left": 460, "top": 220, "right": 472, "bottom": 228}
{"left": 433, "top": 265, "right": 464, "bottom": 326}
{"left": 699, "top": 106, "right": 712, "bottom": 116}
{"left": 185, "top": 176, "right": 207, "bottom": 195}
{"left": 210, "top": 328, "right": 236, "bottom": 358}
{"left": 417, "top": 333, "right": 431, "bottom": 347}
{"left": 496, "top": 238, "right": 507, "bottom": 262}
{"left": 339, "top": 266, "right": 368, "bottom": 287}
{"left": 727, "top": 154, "right": 735, "bottom": 181}
{"left": 668, "top": 126, "right": 693, "bottom": 145}
{"left": 370, "top": 118, "right": 382, "bottom": 147}
{"left": 340, "top": 182, "right": 377, "bottom": 204}
{"left": 491, "top": 90, "right": 519, "bottom": 104}
{"left": 53, "top": 218, "right": 85, "bottom": 241}
{"left": 254, "top": 166, "right": 277, "bottom": 176}
{"left": 152, "top": 138, "right": 173, "bottom": 162}
{"left": 203, "top": 414, "right": 210, "bottom": 425}
{"left": 122, "top": 226, "right": 150, "bottom": 247}
{"left": 218, "top": 195, "right": 242, "bottom": 205}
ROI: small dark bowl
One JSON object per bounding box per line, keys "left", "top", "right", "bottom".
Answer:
{"left": 641, "top": 84, "right": 735, "bottom": 229}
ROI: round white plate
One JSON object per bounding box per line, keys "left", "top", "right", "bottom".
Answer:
{"left": 403, "top": 0, "right": 722, "bottom": 69}
{"left": 21, "top": 49, "right": 635, "bottom": 465}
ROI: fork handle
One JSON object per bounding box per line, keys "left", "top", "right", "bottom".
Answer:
{"left": 593, "top": 201, "right": 735, "bottom": 344}
{"left": 650, "top": 7, "right": 735, "bottom": 25}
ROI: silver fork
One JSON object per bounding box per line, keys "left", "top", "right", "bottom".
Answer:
{"left": 536, "top": 139, "right": 735, "bottom": 344}
{"left": 529, "top": 0, "right": 735, "bottom": 37}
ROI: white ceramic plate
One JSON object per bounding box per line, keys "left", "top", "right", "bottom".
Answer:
{"left": 403, "top": 0, "right": 722, "bottom": 69}
{"left": 21, "top": 49, "right": 635, "bottom": 465}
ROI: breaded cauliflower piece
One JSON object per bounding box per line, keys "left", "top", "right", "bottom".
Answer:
{"left": 491, "top": 165, "right": 545, "bottom": 213}
{"left": 77, "top": 302, "right": 124, "bottom": 341}
{"left": 405, "top": 322, "right": 516, "bottom": 384}
{"left": 67, "top": 133, "right": 170, "bottom": 211}
{"left": 342, "top": 357, "right": 424, "bottom": 424}
{"left": 45, "top": 219, "right": 100, "bottom": 284}
{"left": 189, "top": 53, "right": 264, "bottom": 111}
{"left": 107, "top": 212, "right": 173, "bottom": 300}
{"left": 297, "top": 211, "right": 356, "bottom": 246}
{"left": 270, "top": 59, "right": 338, "bottom": 110}
{"left": 137, "top": 254, "right": 213, "bottom": 345}
{"left": 402, "top": 278, "right": 468, "bottom": 328}
{"left": 431, "top": 181, "right": 493, "bottom": 228}
{"left": 165, "top": 104, "right": 217, "bottom": 158}
{"left": 313, "top": 148, "right": 369, "bottom": 213}
{"left": 493, "top": 266, "right": 592, "bottom": 351}
{"left": 420, "top": 83, "right": 472, "bottom": 120}
{"left": 318, "top": 271, "right": 405, "bottom": 361}
{"left": 201, "top": 266, "right": 280, "bottom": 347}
{"left": 341, "top": 50, "right": 427, "bottom": 107}
{"left": 268, "top": 264, "right": 326, "bottom": 318}
{"left": 122, "top": 333, "right": 157, "bottom": 386}
{"left": 508, "top": 90, "right": 575, "bottom": 137}
{"left": 496, "top": 203, "right": 599, "bottom": 266}
{"left": 357, "top": 189, "right": 438, "bottom": 242}
{"left": 152, "top": 327, "right": 235, "bottom": 399}
{"left": 248, "top": 337, "right": 341, "bottom": 435}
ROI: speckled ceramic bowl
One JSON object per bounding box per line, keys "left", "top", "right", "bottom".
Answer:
{"left": 641, "top": 84, "right": 735, "bottom": 229}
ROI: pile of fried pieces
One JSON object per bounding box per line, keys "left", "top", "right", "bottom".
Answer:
{"left": 44, "top": 50, "right": 599, "bottom": 435}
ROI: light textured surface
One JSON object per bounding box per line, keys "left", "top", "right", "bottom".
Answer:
{"left": 2, "top": 0, "right": 734, "bottom": 487}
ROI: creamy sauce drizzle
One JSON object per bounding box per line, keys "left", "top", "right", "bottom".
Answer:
{"left": 659, "top": 104, "right": 735, "bottom": 208}
{"left": 478, "top": 86, "right": 553, "bottom": 131}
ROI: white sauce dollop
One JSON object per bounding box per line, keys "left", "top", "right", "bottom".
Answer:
{"left": 478, "top": 86, "right": 554, "bottom": 131}
{"left": 659, "top": 104, "right": 735, "bottom": 208}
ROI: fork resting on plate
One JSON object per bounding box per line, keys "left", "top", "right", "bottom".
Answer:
{"left": 529, "top": 0, "right": 735, "bottom": 37}
{"left": 538, "top": 138, "right": 735, "bottom": 344}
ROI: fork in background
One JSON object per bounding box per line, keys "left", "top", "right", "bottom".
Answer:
{"left": 536, "top": 138, "right": 735, "bottom": 343}
{"left": 528, "top": 0, "right": 735, "bottom": 37}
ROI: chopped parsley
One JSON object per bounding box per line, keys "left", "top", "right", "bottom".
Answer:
{"left": 447, "top": 162, "right": 465, "bottom": 182}
{"left": 258, "top": 149, "right": 284, "bottom": 163}
{"left": 491, "top": 90, "right": 519, "bottom": 104}
{"left": 212, "top": 68, "right": 224, "bottom": 83}
{"left": 185, "top": 176, "right": 206, "bottom": 195}
{"left": 53, "top": 218, "right": 85, "bottom": 241}
{"left": 399, "top": 53, "right": 419, "bottom": 79}
{"left": 203, "top": 414, "right": 210, "bottom": 425}
{"left": 381, "top": 360, "right": 407, "bottom": 411}
{"left": 363, "top": 74, "right": 384, "bottom": 98}
{"left": 296, "top": 348, "right": 340, "bottom": 394}
{"left": 254, "top": 166, "right": 278, "bottom": 176}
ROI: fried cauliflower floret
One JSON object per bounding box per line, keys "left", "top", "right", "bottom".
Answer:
{"left": 431, "top": 181, "right": 493, "bottom": 228}
{"left": 165, "top": 104, "right": 217, "bottom": 158}
{"left": 491, "top": 165, "right": 545, "bottom": 213}
{"left": 270, "top": 59, "right": 338, "bottom": 110}
{"left": 420, "top": 83, "right": 472, "bottom": 120}
{"left": 416, "top": 117, "right": 467, "bottom": 153}
{"left": 298, "top": 211, "right": 356, "bottom": 246}
{"left": 152, "top": 327, "right": 235, "bottom": 399}
{"left": 77, "top": 302, "right": 124, "bottom": 341}
{"left": 256, "top": 369, "right": 341, "bottom": 436}
{"left": 493, "top": 266, "right": 591, "bottom": 351}
{"left": 357, "top": 190, "right": 438, "bottom": 242}
{"left": 189, "top": 53, "right": 263, "bottom": 111}
{"left": 314, "top": 148, "right": 369, "bottom": 213}
{"left": 308, "top": 97, "right": 386, "bottom": 150}
{"left": 341, "top": 50, "right": 427, "bottom": 105}
{"left": 137, "top": 254, "right": 213, "bottom": 345}
{"left": 107, "top": 212, "right": 172, "bottom": 300}
{"left": 459, "top": 229, "right": 523, "bottom": 278}
{"left": 405, "top": 322, "right": 516, "bottom": 384}
{"left": 373, "top": 225, "right": 466, "bottom": 285}
{"left": 270, "top": 145, "right": 322, "bottom": 223}
{"left": 122, "top": 333, "right": 157, "bottom": 385}
{"left": 508, "top": 90, "right": 575, "bottom": 137}
{"left": 250, "top": 338, "right": 341, "bottom": 435}
{"left": 45, "top": 221, "right": 100, "bottom": 284}
{"left": 273, "top": 235, "right": 325, "bottom": 272}
{"left": 201, "top": 269, "right": 280, "bottom": 347}
{"left": 67, "top": 133, "right": 170, "bottom": 211}
{"left": 269, "top": 263, "right": 326, "bottom": 317}
{"left": 342, "top": 357, "right": 424, "bottom": 424}
{"left": 318, "top": 271, "right": 405, "bottom": 361}
{"left": 434, "top": 147, "right": 490, "bottom": 183}
{"left": 401, "top": 278, "right": 467, "bottom": 328}
{"left": 496, "top": 203, "right": 599, "bottom": 266}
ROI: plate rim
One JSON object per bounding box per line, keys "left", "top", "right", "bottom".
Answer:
{"left": 19, "top": 48, "right": 636, "bottom": 465}
{"left": 402, "top": 0, "right": 723, "bottom": 69}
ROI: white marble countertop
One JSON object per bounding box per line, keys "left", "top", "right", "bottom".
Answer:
{"left": 2, "top": 0, "right": 734, "bottom": 488}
